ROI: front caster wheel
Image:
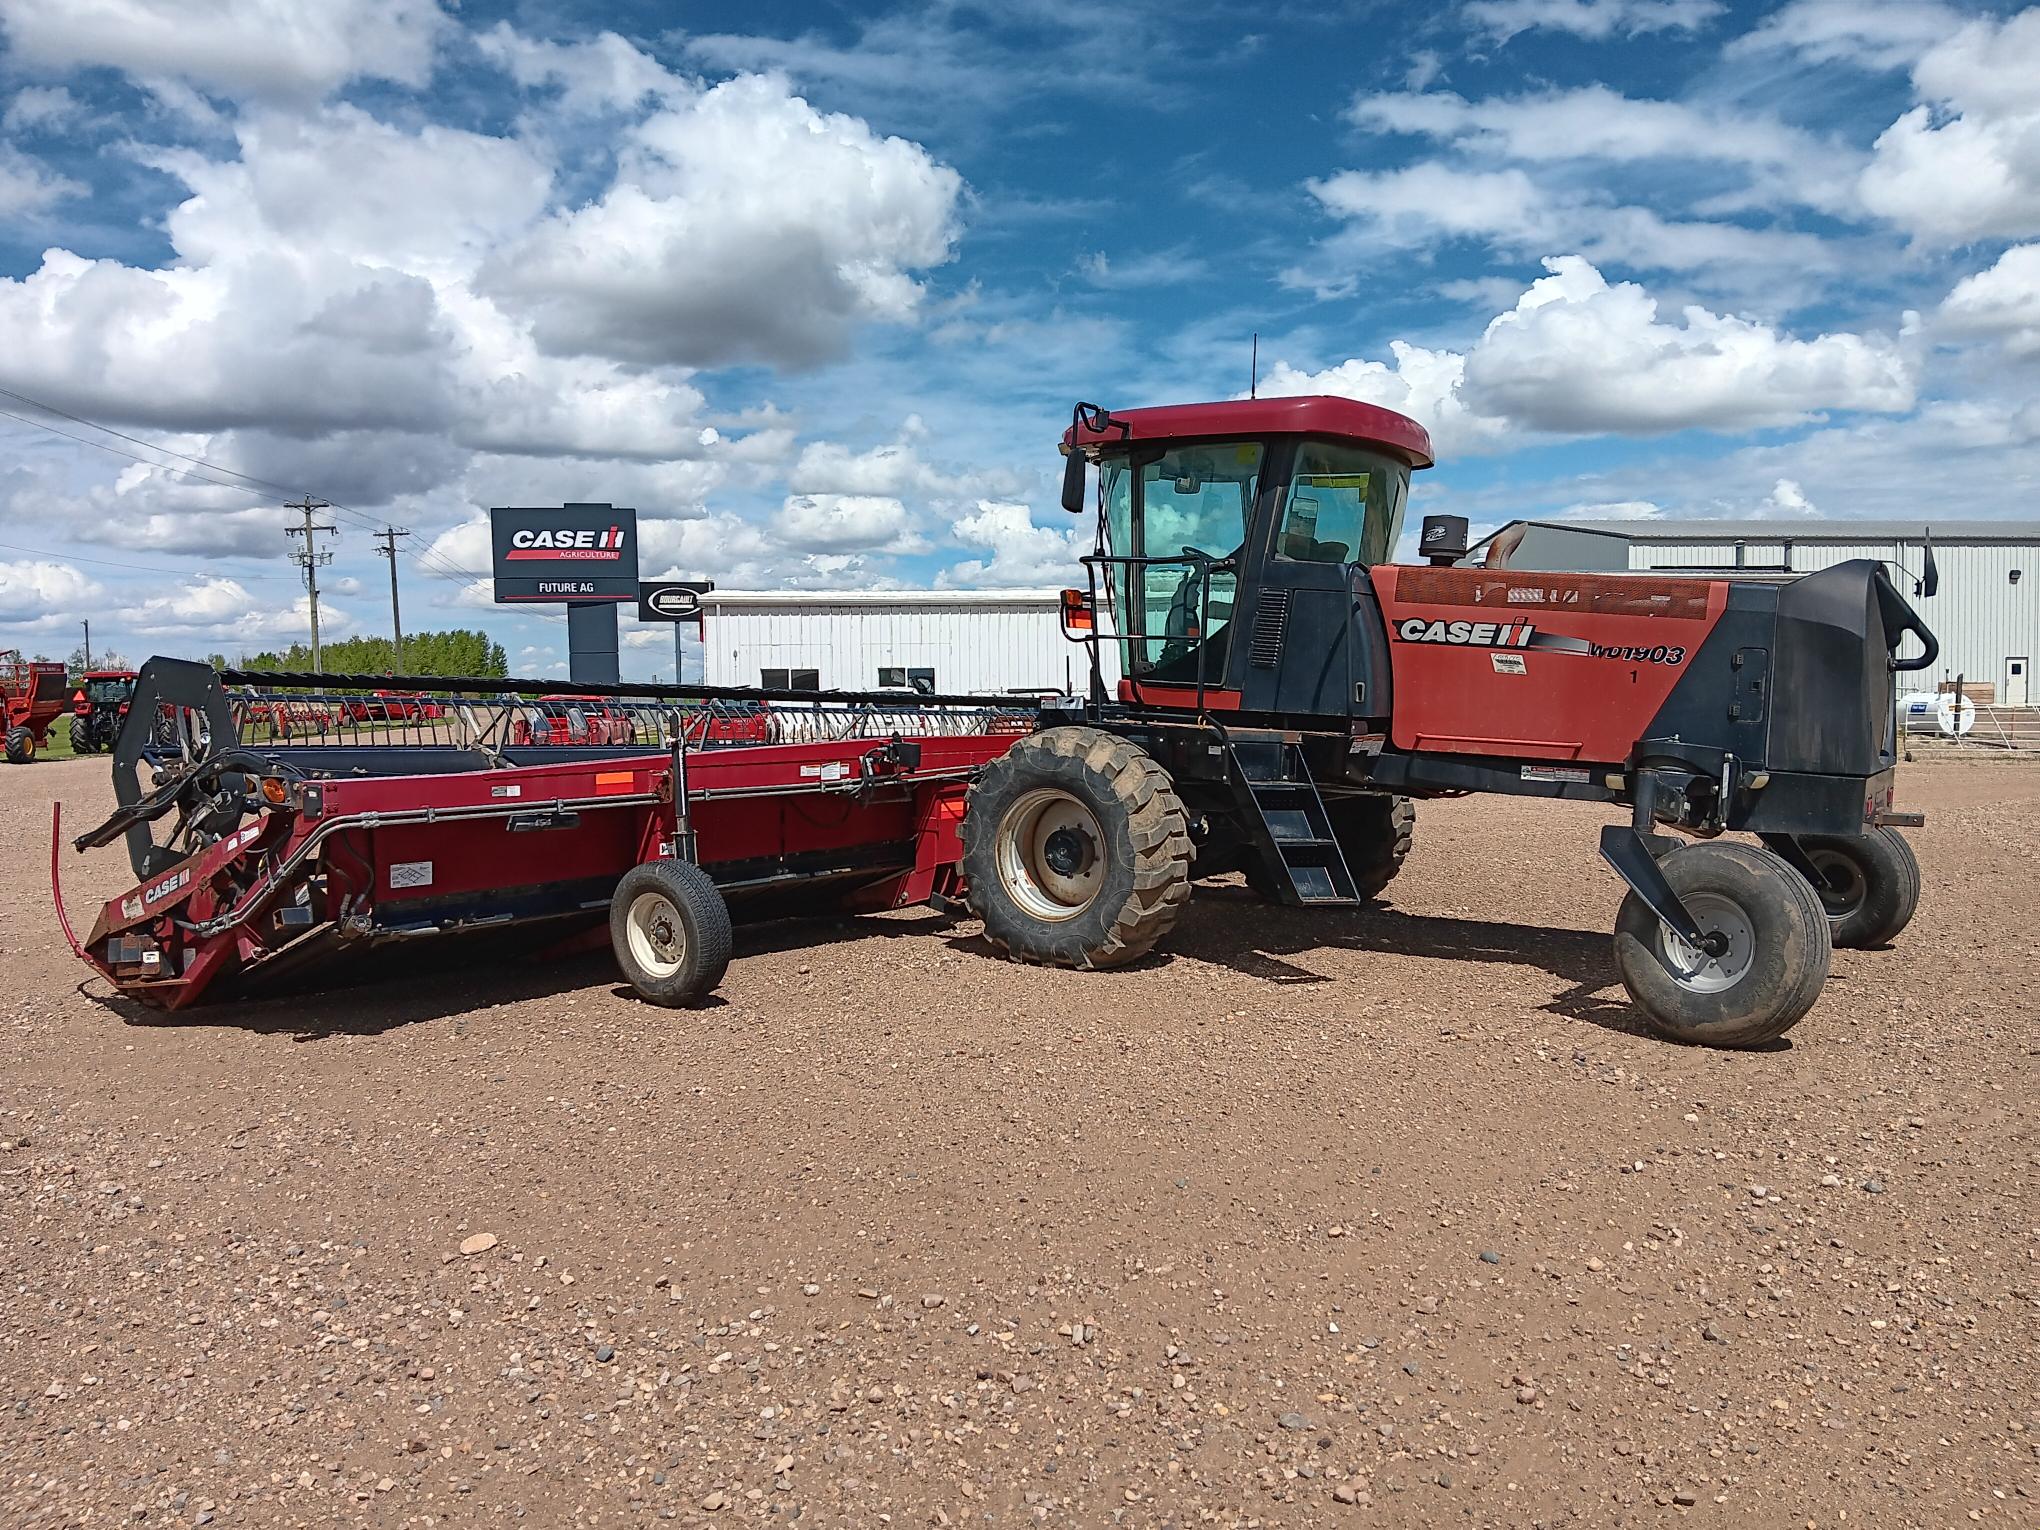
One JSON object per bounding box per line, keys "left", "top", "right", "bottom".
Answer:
{"left": 1613, "top": 841, "right": 1830, "bottom": 1049}
{"left": 610, "top": 860, "right": 733, "bottom": 1007}
{"left": 1793, "top": 828, "right": 1919, "bottom": 948}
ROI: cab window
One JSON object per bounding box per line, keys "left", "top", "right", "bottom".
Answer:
{"left": 1274, "top": 443, "right": 1409, "bottom": 567}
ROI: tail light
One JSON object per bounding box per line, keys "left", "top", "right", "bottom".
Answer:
{"left": 1060, "top": 588, "right": 1094, "bottom": 633}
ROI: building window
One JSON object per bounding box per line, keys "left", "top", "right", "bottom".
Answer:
{"left": 761, "top": 667, "right": 819, "bottom": 690}
{"left": 878, "top": 666, "right": 936, "bottom": 693}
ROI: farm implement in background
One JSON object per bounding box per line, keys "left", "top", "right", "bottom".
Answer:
{"left": 2, "top": 649, "right": 70, "bottom": 764}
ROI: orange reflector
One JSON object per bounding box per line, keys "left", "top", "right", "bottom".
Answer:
{"left": 1060, "top": 587, "right": 1094, "bottom": 631}
{"left": 595, "top": 771, "right": 634, "bottom": 796}
{"left": 260, "top": 776, "right": 289, "bottom": 805}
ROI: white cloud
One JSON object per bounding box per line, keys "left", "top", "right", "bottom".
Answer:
{"left": 489, "top": 75, "right": 964, "bottom": 369}
{"left": 128, "top": 576, "right": 337, "bottom": 643}
{"left": 1859, "top": 10, "right": 2040, "bottom": 244}
{"left": 1262, "top": 257, "right": 1913, "bottom": 450}
{"left": 1075, "top": 249, "right": 1207, "bottom": 289}
{"left": 0, "top": 560, "right": 103, "bottom": 624}
{"left": 1463, "top": 257, "right": 1914, "bottom": 433}
{"left": 938, "top": 500, "right": 1087, "bottom": 588}
{"left": 474, "top": 24, "right": 683, "bottom": 114}
{"left": 1257, "top": 344, "right": 1510, "bottom": 458}
{"left": 1763, "top": 478, "right": 1820, "bottom": 516}
{"left": 1727, "top": 0, "right": 1963, "bottom": 72}
{"left": 1938, "top": 243, "right": 2040, "bottom": 359}
{"left": 2, "top": 85, "right": 81, "bottom": 131}
{"left": 0, "top": 143, "right": 83, "bottom": 217}
{"left": 787, "top": 433, "right": 953, "bottom": 497}
{"left": 0, "top": 0, "right": 451, "bottom": 102}
{"left": 1463, "top": 0, "right": 1723, "bottom": 43}
{"left": 1553, "top": 500, "right": 1663, "bottom": 521}
{"left": 773, "top": 494, "right": 925, "bottom": 554}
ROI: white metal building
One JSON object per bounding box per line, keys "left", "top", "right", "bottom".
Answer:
{"left": 697, "top": 589, "right": 1117, "bottom": 696}
{"left": 1532, "top": 520, "right": 2039, "bottom": 705}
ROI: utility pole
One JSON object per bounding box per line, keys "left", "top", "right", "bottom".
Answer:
{"left": 284, "top": 497, "right": 336, "bottom": 673}
{"left": 81, "top": 620, "right": 90, "bottom": 670}
{"left": 373, "top": 526, "right": 411, "bottom": 672}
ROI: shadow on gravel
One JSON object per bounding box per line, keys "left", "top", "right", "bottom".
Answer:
{"left": 1163, "top": 890, "right": 1661, "bottom": 1038}
{"left": 86, "top": 908, "right": 961, "bottom": 1041}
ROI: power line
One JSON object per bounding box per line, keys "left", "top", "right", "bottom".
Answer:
{"left": 0, "top": 538, "right": 278, "bottom": 581}
{"left": 0, "top": 381, "right": 570, "bottom": 626}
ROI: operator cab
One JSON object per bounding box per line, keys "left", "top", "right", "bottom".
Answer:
{"left": 1062, "top": 396, "right": 1434, "bottom": 717}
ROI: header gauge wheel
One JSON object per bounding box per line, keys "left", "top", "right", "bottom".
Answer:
{"left": 962, "top": 727, "right": 1192, "bottom": 969}
{"left": 610, "top": 860, "right": 733, "bottom": 1007}
{"left": 1613, "top": 841, "right": 1830, "bottom": 1049}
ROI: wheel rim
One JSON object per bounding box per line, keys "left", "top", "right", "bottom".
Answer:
{"left": 1804, "top": 849, "right": 1866, "bottom": 920}
{"left": 625, "top": 891, "right": 687, "bottom": 979}
{"left": 1656, "top": 893, "right": 1756, "bottom": 994}
{"left": 995, "top": 787, "right": 1105, "bottom": 922}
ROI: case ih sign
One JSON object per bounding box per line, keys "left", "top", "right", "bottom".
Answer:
{"left": 490, "top": 504, "right": 639, "bottom": 603}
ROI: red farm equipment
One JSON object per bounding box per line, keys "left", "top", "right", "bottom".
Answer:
{"left": 68, "top": 669, "right": 139, "bottom": 755}
{"left": 3, "top": 649, "right": 70, "bottom": 763}
{"left": 56, "top": 395, "right": 1937, "bottom": 1047}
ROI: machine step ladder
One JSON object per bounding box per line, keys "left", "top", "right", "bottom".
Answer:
{"left": 1225, "top": 737, "right": 1360, "bottom": 906}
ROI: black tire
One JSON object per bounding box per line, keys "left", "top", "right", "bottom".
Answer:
{"left": 962, "top": 726, "right": 1192, "bottom": 969}
{"left": 69, "top": 717, "right": 93, "bottom": 755}
{"left": 1794, "top": 828, "right": 1919, "bottom": 949}
{"left": 5, "top": 725, "right": 33, "bottom": 764}
{"left": 1329, "top": 793, "right": 1415, "bottom": 899}
{"left": 1612, "top": 841, "right": 1830, "bottom": 1049}
{"left": 609, "top": 860, "right": 733, "bottom": 1007}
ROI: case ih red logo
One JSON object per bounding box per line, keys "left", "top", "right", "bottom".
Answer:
{"left": 505, "top": 526, "right": 628, "bottom": 561}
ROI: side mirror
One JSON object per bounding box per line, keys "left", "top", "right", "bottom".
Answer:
{"left": 1060, "top": 451, "right": 1087, "bottom": 514}
{"left": 1920, "top": 531, "right": 1939, "bottom": 598}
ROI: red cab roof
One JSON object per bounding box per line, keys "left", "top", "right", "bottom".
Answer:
{"left": 1063, "top": 395, "right": 1434, "bottom": 470}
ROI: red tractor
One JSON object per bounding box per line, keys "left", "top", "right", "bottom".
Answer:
{"left": 68, "top": 670, "right": 139, "bottom": 755}
{"left": 2, "top": 649, "right": 71, "bottom": 764}
{"left": 956, "top": 397, "right": 1938, "bottom": 1048}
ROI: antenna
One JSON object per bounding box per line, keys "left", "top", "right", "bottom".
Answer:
{"left": 1250, "top": 332, "right": 1259, "bottom": 399}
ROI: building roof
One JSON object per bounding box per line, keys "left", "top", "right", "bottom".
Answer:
{"left": 697, "top": 588, "right": 1067, "bottom": 608}
{"left": 1063, "top": 395, "right": 1435, "bottom": 470}
{"left": 1552, "top": 518, "right": 2040, "bottom": 544}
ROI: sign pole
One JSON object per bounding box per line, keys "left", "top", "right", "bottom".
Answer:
{"left": 674, "top": 621, "right": 684, "bottom": 685}
{"left": 566, "top": 602, "right": 621, "bottom": 686}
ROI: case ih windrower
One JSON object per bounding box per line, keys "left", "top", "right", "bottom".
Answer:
{"left": 60, "top": 395, "right": 1935, "bottom": 1047}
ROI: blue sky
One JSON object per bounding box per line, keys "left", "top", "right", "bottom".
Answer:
{"left": 0, "top": 0, "right": 2035, "bottom": 677}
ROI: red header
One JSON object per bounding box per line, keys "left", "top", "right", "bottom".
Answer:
{"left": 1064, "top": 395, "right": 1434, "bottom": 470}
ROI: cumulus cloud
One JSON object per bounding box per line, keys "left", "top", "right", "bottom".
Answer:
{"left": 1261, "top": 257, "right": 1913, "bottom": 450}
{"left": 939, "top": 502, "right": 1087, "bottom": 589}
{"left": 473, "top": 24, "right": 682, "bottom": 115}
{"left": 128, "top": 576, "right": 337, "bottom": 644}
{"left": 0, "top": 0, "right": 451, "bottom": 102}
{"left": 773, "top": 494, "right": 926, "bottom": 555}
{"left": 1858, "top": 10, "right": 2040, "bottom": 243}
{"left": 489, "top": 75, "right": 964, "bottom": 369}
{"left": 1938, "top": 244, "right": 2040, "bottom": 359}
{"left": 0, "top": 143, "right": 83, "bottom": 217}
{"left": 0, "top": 560, "right": 103, "bottom": 625}
{"left": 1727, "top": 0, "right": 1964, "bottom": 72}
{"left": 2, "top": 85, "right": 81, "bottom": 132}
{"left": 1463, "top": 0, "right": 1723, "bottom": 43}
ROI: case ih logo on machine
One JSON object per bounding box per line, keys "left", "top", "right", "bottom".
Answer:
{"left": 505, "top": 526, "right": 629, "bottom": 561}
{"left": 1393, "top": 617, "right": 1689, "bottom": 665}
{"left": 1396, "top": 618, "right": 1537, "bottom": 648}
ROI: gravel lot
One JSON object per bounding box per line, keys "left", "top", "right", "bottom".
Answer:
{"left": 3, "top": 756, "right": 2034, "bottom": 1528}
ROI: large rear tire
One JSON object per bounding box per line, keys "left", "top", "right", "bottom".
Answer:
{"left": 1793, "top": 828, "right": 1919, "bottom": 949}
{"left": 962, "top": 726, "right": 1192, "bottom": 969}
{"left": 1612, "top": 841, "right": 1830, "bottom": 1049}
{"left": 5, "top": 725, "right": 34, "bottom": 764}
{"left": 609, "top": 860, "right": 733, "bottom": 1007}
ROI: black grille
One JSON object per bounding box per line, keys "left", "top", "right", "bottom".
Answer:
{"left": 1249, "top": 591, "right": 1290, "bottom": 668}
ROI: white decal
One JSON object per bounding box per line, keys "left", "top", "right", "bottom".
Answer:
{"left": 1491, "top": 653, "right": 1527, "bottom": 675}
{"left": 389, "top": 861, "right": 434, "bottom": 889}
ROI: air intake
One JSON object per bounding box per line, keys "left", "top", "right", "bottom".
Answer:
{"left": 1249, "top": 590, "right": 1290, "bottom": 668}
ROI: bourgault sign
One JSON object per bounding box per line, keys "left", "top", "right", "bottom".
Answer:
{"left": 490, "top": 504, "right": 639, "bottom": 603}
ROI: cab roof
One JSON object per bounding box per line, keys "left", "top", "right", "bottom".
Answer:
{"left": 1063, "top": 395, "right": 1434, "bottom": 470}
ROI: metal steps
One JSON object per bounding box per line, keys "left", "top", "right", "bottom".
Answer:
{"left": 1225, "top": 738, "right": 1360, "bottom": 906}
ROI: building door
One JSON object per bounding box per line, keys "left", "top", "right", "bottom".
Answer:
{"left": 2007, "top": 656, "right": 2031, "bottom": 707}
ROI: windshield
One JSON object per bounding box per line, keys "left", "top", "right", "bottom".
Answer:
{"left": 1102, "top": 441, "right": 1263, "bottom": 675}
{"left": 87, "top": 679, "right": 129, "bottom": 703}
